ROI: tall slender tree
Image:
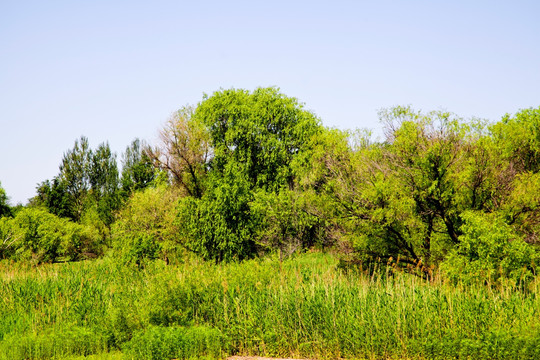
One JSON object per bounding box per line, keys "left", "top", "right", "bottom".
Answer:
{"left": 120, "top": 138, "right": 156, "bottom": 196}
{"left": 59, "top": 136, "right": 92, "bottom": 222}
{"left": 0, "top": 182, "right": 11, "bottom": 218}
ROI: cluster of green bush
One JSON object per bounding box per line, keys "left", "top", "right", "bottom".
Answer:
{"left": 1, "top": 87, "right": 540, "bottom": 286}
{"left": 0, "top": 208, "right": 104, "bottom": 263}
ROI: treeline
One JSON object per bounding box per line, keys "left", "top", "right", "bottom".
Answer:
{"left": 1, "top": 87, "right": 539, "bottom": 284}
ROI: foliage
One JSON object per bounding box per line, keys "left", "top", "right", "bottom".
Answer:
{"left": 58, "top": 136, "right": 93, "bottom": 222}
{"left": 112, "top": 185, "right": 181, "bottom": 265}
{"left": 0, "top": 182, "right": 11, "bottom": 218}
{"left": 120, "top": 138, "right": 156, "bottom": 197}
{"left": 6, "top": 88, "right": 540, "bottom": 290}
{"left": 178, "top": 87, "right": 322, "bottom": 262}
{"left": 0, "top": 217, "right": 17, "bottom": 259}
{"left": 87, "top": 142, "right": 121, "bottom": 226}
{"left": 147, "top": 106, "right": 211, "bottom": 198}
{"left": 176, "top": 170, "right": 256, "bottom": 262}
{"left": 32, "top": 177, "right": 72, "bottom": 219}
{"left": 78, "top": 206, "right": 109, "bottom": 257}
{"left": 0, "top": 208, "right": 101, "bottom": 263}
{"left": 251, "top": 187, "right": 326, "bottom": 260}
{"left": 196, "top": 87, "right": 321, "bottom": 191}
{"left": 491, "top": 106, "right": 540, "bottom": 173}
{"left": 34, "top": 136, "right": 120, "bottom": 226}
{"left": 502, "top": 172, "right": 540, "bottom": 243}
{"left": 442, "top": 211, "right": 538, "bottom": 286}
{"left": 297, "top": 106, "right": 530, "bottom": 275}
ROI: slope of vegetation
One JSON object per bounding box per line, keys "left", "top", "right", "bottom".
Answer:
{"left": 1, "top": 87, "right": 540, "bottom": 359}
{"left": 1, "top": 253, "right": 539, "bottom": 360}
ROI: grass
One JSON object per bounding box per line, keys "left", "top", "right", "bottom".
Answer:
{"left": 0, "top": 252, "right": 539, "bottom": 359}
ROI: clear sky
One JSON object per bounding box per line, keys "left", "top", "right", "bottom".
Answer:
{"left": 1, "top": 0, "right": 539, "bottom": 204}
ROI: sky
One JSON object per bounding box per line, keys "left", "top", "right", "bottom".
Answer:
{"left": 1, "top": 0, "right": 539, "bottom": 204}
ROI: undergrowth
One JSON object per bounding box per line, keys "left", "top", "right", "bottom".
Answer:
{"left": 0, "top": 252, "right": 539, "bottom": 359}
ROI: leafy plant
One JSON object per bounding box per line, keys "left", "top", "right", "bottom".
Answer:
{"left": 442, "top": 211, "right": 538, "bottom": 286}
{"left": 112, "top": 185, "right": 181, "bottom": 265}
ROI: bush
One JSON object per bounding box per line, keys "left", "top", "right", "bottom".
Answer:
{"left": 0, "top": 217, "right": 17, "bottom": 259}
{"left": 176, "top": 174, "right": 256, "bottom": 263}
{"left": 2, "top": 208, "right": 101, "bottom": 263}
{"left": 442, "top": 211, "right": 538, "bottom": 286}
{"left": 112, "top": 185, "right": 181, "bottom": 265}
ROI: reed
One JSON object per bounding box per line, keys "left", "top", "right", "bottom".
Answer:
{"left": 1, "top": 253, "right": 539, "bottom": 359}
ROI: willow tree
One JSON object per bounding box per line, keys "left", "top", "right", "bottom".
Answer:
{"left": 177, "top": 87, "right": 322, "bottom": 262}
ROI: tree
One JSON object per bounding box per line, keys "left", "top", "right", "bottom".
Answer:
{"left": 177, "top": 87, "right": 322, "bottom": 262}
{"left": 32, "top": 177, "right": 72, "bottom": 219}
{"left": 147, "top": 106, "right": 211, "bottom": 198}
{"left": 298, "top": 106, "right": 504, "bottom": 274}
{"left": 0, "top": 181, "right": 11, "bottom": 218}
{"left": 120, "top": 138, "right": 156, "bottom": 197}
{"left": 177, "top": 165, "right": 255, "bottom": 262}
{"left": 491, "top": 106, "right": 540, "bottom": 173}
{"left": 59, "top": 136, "right": 92, "bottom": 221}
{"left": 196, "top": 87, "right": 321, "bottom": 191}
{"left": 87, "top": 142, "right": 120, "bottom": 226}
{"left": 34, "top": 136, "right": 120, "bottom": 226}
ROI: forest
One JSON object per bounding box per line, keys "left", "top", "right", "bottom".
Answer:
{"left": 1, "top": 87, "right": 540, "bottom": 359}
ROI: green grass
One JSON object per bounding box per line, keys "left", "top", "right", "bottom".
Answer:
{"left": 1, "top": 252, "right": 539, "bottom": 359}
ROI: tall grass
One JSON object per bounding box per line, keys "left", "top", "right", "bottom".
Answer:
{"left": 1, "top": 253, "right": 539, "bottom": 359}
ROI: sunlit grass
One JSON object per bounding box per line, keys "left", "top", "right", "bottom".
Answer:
{"left": 1, "top": 252, "right": 539, "bottom": 359}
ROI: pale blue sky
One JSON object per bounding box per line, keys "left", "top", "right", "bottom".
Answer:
{"left": 1, "top": 0, "right": 539, "bottom": 204}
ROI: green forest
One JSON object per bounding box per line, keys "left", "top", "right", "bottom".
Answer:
{"left": 1, "top": 87, "right": 540, "bottom": 359}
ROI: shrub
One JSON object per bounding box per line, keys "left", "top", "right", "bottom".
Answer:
{"left": 4, "top": 208, "right": 99, "bottom": 263}
{"left": 112, "top": 185, "right": 181, "bottom": 265}
{"left": 442, "top": 211, "right": 538, "bottom": 286}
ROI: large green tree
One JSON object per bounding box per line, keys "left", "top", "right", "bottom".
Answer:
{"left": 197, "top": 87, "right": 321, "bottom": 191}
{"left": 177, "top": 87, "right": 322, "bottom": 262}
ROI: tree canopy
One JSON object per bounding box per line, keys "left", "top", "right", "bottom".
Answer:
{"left": 2, "top": 89, "right": 538, "bottom": 284}
{"left": 177, "top": 87, "right": 323, "bottom": 262}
